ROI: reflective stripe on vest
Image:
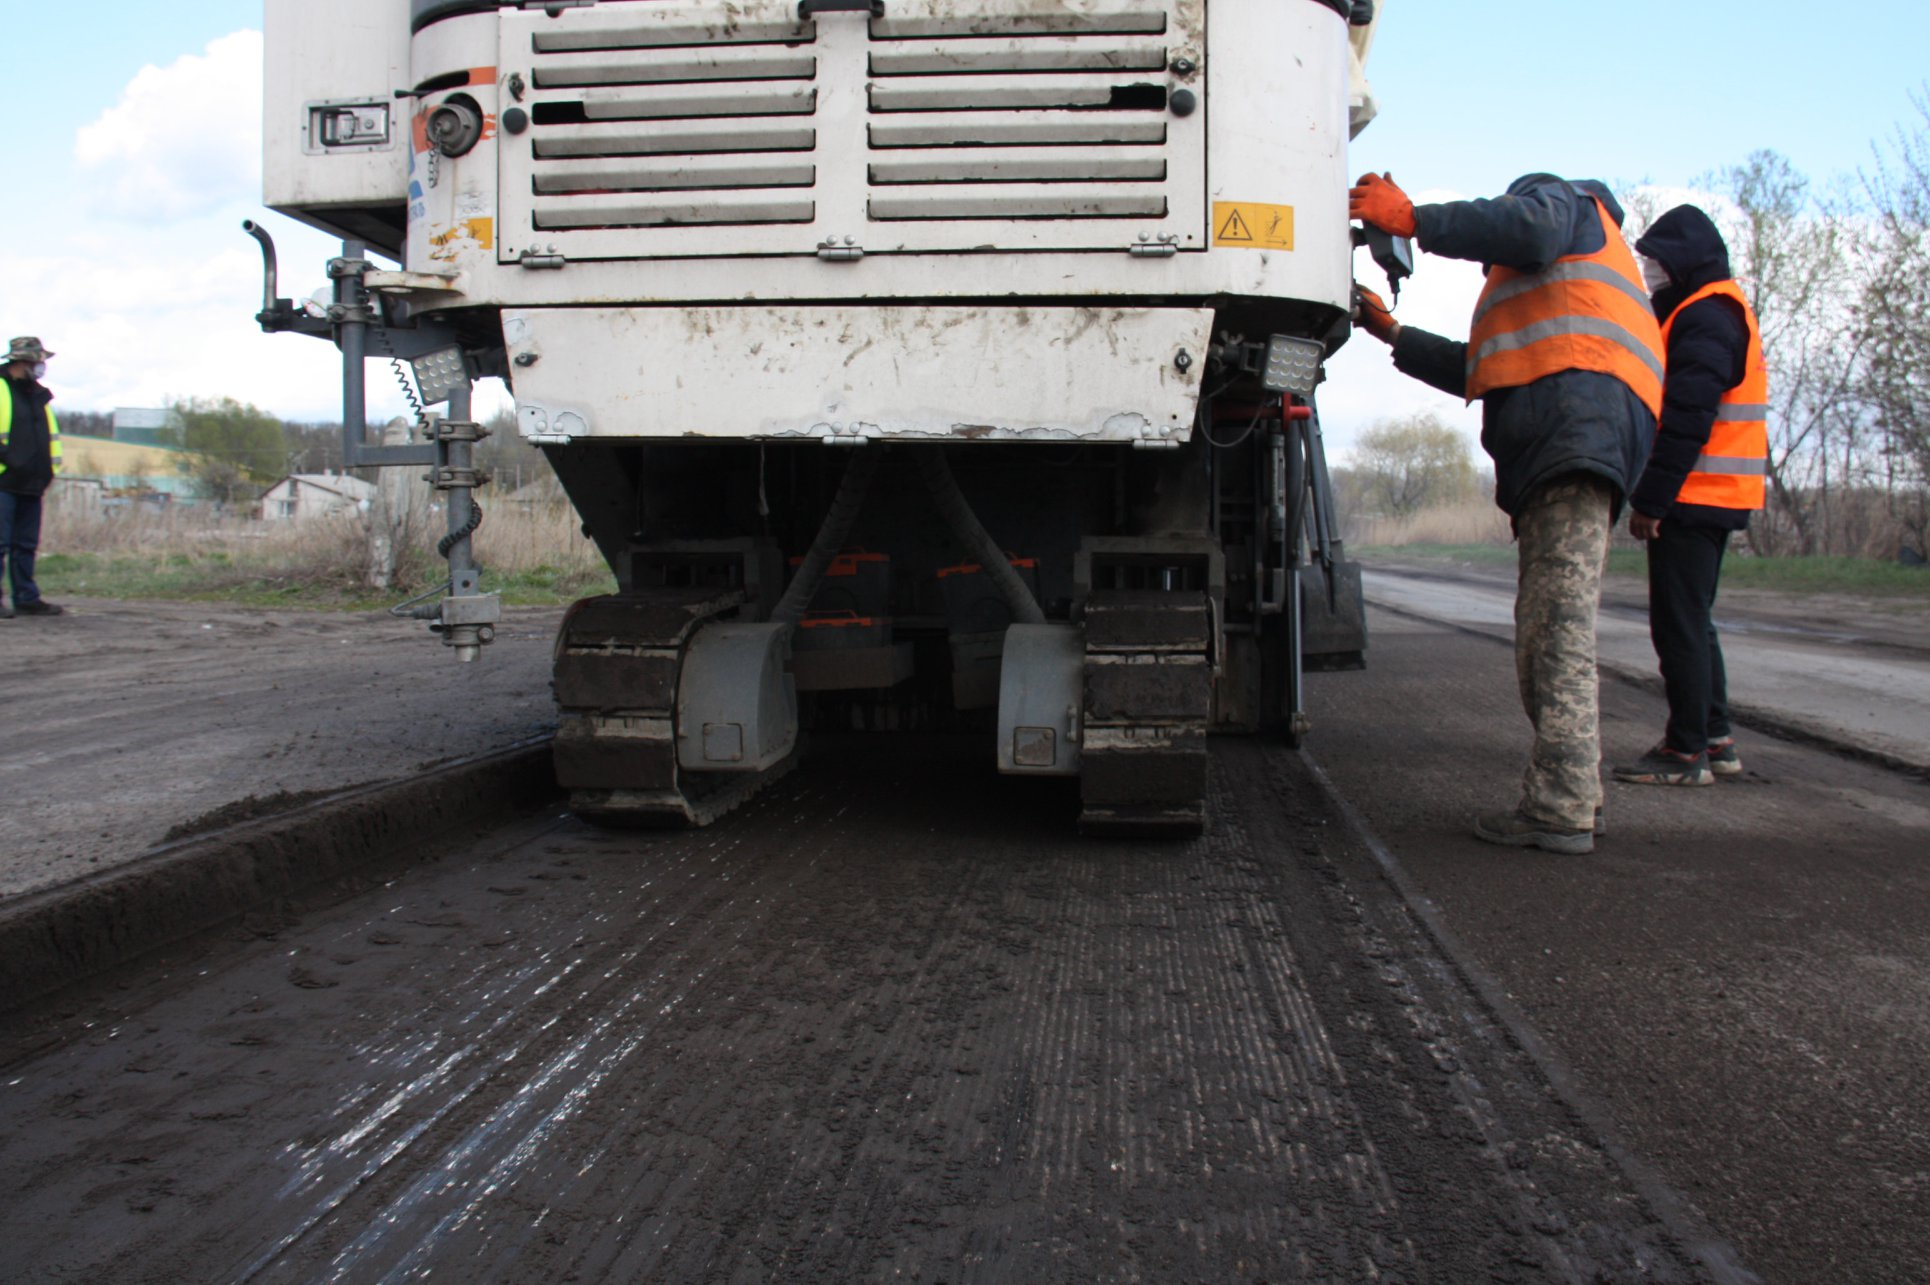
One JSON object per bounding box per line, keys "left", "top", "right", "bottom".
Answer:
{"left": 1465, "top": 197, "right": 1666, "bottom": 418}
{"left": 1661, "top": 280, "right": 1768, "bottom": 511}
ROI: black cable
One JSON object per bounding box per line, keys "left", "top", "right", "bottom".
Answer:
{"left": 438, "top": 502, "right": 482, "bottom": 557}
{"left": 1199, "top": 398, "right": 1270, "bottom": 450}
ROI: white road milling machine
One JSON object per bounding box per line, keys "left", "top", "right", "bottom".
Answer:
{"left": 253, "top": 0, "right": 1395, "bottom": 835}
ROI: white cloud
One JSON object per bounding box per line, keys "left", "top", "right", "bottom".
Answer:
{"left": 75, "top": 31, "right": 264, "bottom": 222}
{"left": 2, "top": 30, "right": 470, "bottom": 428}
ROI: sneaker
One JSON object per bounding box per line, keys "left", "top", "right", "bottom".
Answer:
{"left": 1706, "top": 738, "right": 1742, "bottom": 777}
{"left": 0, "top": 600, "right": 12, "bottom": 620}
{"left": 1613, "top": 743, "right": 1714, "bottom": 787}
{"left": 13, "top": 599, "right": 63, "bottom": 616}
{"left": 1473, "top": 809, "right": 1595, "bottom": 855}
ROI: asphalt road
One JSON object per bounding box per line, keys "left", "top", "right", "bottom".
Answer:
{"left": 1, "top": 576, "right": 1924, "bottom": 1282}
{"left": 1304, "top": 588, "right": 1930, "bottom": 1285}
{"left": 0, "top": 733, "right": 1717, "bottom": 1283}
{"left": 1361, "top": 565, "right": 1930, "bottom": 772}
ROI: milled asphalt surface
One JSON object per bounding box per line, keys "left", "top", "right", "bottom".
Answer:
{"left": 0, "top": 734, "right": 1721, "bottom": 1283}
{"left": 1303, "top": 566, "right": 1930, "bottom": 1284}
{"left": 0, "top": 569, "right": 1925, "bottom": 1281}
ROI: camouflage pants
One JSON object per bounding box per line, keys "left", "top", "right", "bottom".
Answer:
{"left": 1513, "top": 476, "right": 1613, "bottom": 830}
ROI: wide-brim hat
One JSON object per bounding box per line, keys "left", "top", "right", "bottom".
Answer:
{"left": 7, "top": 336, "right": 53, "bottom": 363}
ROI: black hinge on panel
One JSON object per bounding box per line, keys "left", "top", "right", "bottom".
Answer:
{"left": 800, "top": 0, "right": 883, "bottom": 16}
{"left": 1311, "top": 0, "right": 1373, "bottom": 22}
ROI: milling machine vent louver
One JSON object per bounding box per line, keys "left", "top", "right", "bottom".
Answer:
{"left": 865, "top": 8, "right": 1173, "bottom": 223}
{"left": 521, "top": 10, "right": 821, "bottom": 233}
{"left": 498, "top": 0, "right": 1202, "bottom": 259}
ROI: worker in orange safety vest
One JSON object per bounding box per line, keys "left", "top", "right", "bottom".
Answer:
{"left": 1351, "top": 172, "right": 1661, "bottom": 855}
{"left": 1613, "top": 204, "right": 1768, "bottom": 788}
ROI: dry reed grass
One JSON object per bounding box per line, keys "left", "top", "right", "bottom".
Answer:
{"left": 1346, "top": 500, "right": 1512, "bottom": 548}
{"left": 44, "top": 493, "right": 605, "bottom": 595}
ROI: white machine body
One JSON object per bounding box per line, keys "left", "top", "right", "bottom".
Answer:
{"left": 265, "top": 0, "right": 1383, "bottom": 447}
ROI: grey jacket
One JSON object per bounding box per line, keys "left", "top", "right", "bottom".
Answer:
{"left": 1388, "top": 174, "right": 1656, "bottom": 522}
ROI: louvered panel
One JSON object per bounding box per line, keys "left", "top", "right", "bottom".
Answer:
{"left": 871, "top": 112, "right": 1166, "bottom": 149}
{"left": 576, "top": 84, "right": 816, "bottom": 121}
{"left": 533, "top": 122, "right": 816, "bottom": 159}
{"left": 532, "top": 16, "right": 808, "bottom": 54}
{"left": 870, "top": 37, "right": 1167, "bottom": 76}
{"left": 869, "top": 73, "right": 1152, "bottom": 112}
{"left": 536, "top": 157, "right": 815, "bottom": 195}
{"left": 498, "top": 0, "right": 1204, "bottom": 260}
{"left": 871, "top": 147, "right": 1164, "bottom": 185}
{"left": 534, "top": 193, "right": 815, "bottom": 229}
{"left": 871, "top": 9, "right": 1167, "bottom": 38}
{"left": 871, "top": 185, "right": 1165, "bottom": 221}
{"left": 533, "top": 48, "right": 816, "bottom": 89}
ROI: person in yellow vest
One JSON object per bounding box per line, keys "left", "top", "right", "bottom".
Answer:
{"left": 1351, "top": 173, "right": 1661, "bottom": 854}
{"left": 1, "top": 336, "right": 65, "bottom": 618}
{"left": 1613, "top": 205, "right": 1767, "bottom": 786}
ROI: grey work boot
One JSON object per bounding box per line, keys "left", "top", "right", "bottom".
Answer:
{"left": 1613, "top": 743, "right": 1714, "bottom": 787}
{"left": 1705, "top": 738, "right": 1742, "bottom": 777}
{"left": 1473, "top": 810, "right": 1595, "bottom": 855}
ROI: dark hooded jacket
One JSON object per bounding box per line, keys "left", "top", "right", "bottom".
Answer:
{"left": 2, "top": 374, "right": 57, "bottom": 496}
{"left": 1387, "top": 173, "right": 1657, "bottom": 524}
{"left": 1629, "top": 204, "right": 1754, "bottom": 530}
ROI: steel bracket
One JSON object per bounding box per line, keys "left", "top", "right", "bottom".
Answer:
{"left": 433, "top": 419, "right": 490, "bottom": 445}
{"left": 432, "top": 465, "right": 490, "bottom": 491}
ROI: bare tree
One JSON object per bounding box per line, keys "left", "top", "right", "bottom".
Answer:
{"left": 1350, "top": 412, "right": 1479, "bottom": 519}
{"left": 1859, "top": 88, "right": 1930, "bottom": 559}
{"left": 1704, "top": 151, "right": 1873, "bottom": 555}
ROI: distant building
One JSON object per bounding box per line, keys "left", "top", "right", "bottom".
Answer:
{"left": 55, "top": 434, "right": 200, "bottom": 501}
{"left": 112, "top": 407, "right": 183, "bottom": 447}
{"left": 257, "top": 472, "right": 378, "bottom": 522}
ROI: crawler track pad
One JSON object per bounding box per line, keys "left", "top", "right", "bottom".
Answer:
{"left": 570, "top": 753, "right": 798, "bottom": 829}
{"left": 1078, "top": 803, "right": 1206, "bottom": 839}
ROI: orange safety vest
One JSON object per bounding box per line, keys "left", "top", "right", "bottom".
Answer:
{"left": 1660, "top": 280, "right": 1768, "bottom": 511}
{"left": 1466, "top": 197, "right": 1666, "bottom": 418}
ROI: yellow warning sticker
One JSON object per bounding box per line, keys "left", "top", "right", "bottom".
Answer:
{"left": 1213, "top": 201, "right": 1295, "bottom": 251}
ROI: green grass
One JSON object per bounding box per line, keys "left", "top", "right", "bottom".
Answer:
{"left": 37, "top": 552, "right": 616, "bottom": 611}
{"left": 1357, "top": 543, "right": 1930, "bottom": 598}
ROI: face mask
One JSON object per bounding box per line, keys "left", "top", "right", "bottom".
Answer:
{"left": 1638, "top": 254, "right": 1671, "bottom": 296}
{"left": 30, "top": 362, "right": 46, "bottom": 379}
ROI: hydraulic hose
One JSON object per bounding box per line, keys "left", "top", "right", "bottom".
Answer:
{"left": 911, "top": 446, "right": 1046, "bottom": 626}
{"left": 772, "top": 447, "right": 884, "bottom": 626}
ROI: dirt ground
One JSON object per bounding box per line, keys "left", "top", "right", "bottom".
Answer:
{"left": 0, "top": 599, "right": 562, "bottom": 900}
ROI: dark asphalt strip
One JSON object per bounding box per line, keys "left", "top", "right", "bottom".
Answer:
{"left": 1366, "top": 596, "right": 1930, "bottom": 782}
{"left": 1295, "top": 750, "right": 1763, "bottom": 1285}
{"left": 0, "top": 738, "right": 562, "bottom": 1016}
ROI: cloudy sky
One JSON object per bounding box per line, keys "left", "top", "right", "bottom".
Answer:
{"left": 4, "top": 1, "right": 1926, "bottom": 455}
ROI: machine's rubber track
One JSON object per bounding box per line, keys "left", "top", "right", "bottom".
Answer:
{"left": 552, "top": 588, "right": 792, "bottom": 827}
{"left": 1077, "top": 590, "right": 1213, "bottom": 837}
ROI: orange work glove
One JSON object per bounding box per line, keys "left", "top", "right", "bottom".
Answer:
{"left": 1349, "top": 171, "right": 1417, "bottom": 238}
{"left": 1353, "top": 283, "right": 1400, "bottom": 345}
